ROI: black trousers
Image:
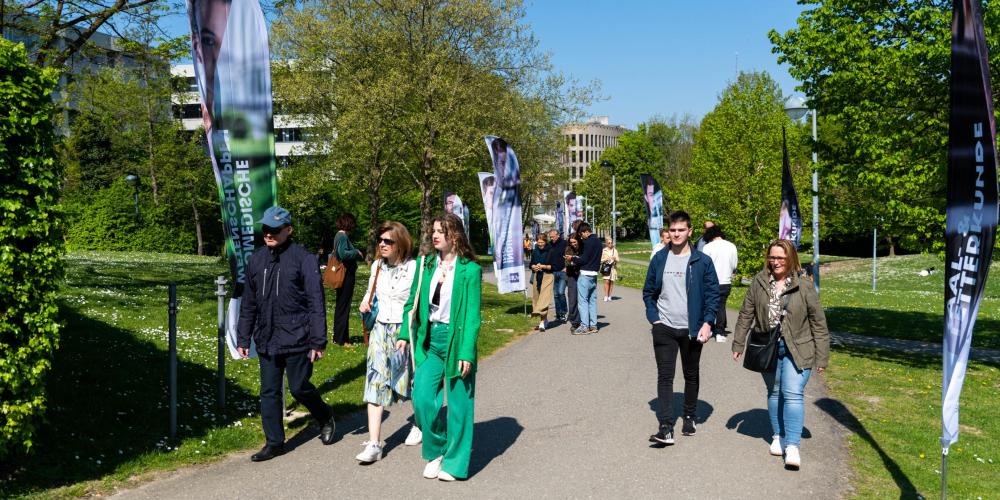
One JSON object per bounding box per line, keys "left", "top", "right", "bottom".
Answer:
{"left": 332, "top": 262, "right": 357, "bottom": 345}
{"left": 651, "top": 323, "right": 704, "bottom": 427}
{"left": 714, "top": 284, "right": 732, "bottom": 335}
{"left": 259, "top": 350, "right": 332, "bottom": 446}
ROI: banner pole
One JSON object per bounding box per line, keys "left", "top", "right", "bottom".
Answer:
{"left": 941, "top": 448, "right": 948, "bottom": 500}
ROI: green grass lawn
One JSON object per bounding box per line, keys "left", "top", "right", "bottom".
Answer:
{"left": 824, "top": 347, "right": 999, "bottom": 498}
{"left": 1, "top": 251, "right": 533, "bottom": 498}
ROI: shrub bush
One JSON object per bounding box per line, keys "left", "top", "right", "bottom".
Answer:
{"left": 0, "top": 40, "right": 63, "bottom": 460}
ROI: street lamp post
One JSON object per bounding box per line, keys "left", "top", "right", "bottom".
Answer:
{"left": 783, "top": 96, "right": 820, "bottom": 294}
{"left": 125, "top": 174, "right": 141, "bottom": 224}
{"left": 601, "top": 160, "right": 617, "bottom": 247}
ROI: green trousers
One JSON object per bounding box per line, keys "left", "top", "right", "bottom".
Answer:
{"left": 413, "top": 322, "right": 476, "bottom": 478}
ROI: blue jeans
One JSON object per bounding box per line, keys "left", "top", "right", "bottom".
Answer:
{"left": 577, "top": 274, "right": 598, "bottom": 328}
{"left": 762, "top": 339, "right": 812, "bottom": 447}
{"left": 552, "top": 271, "right": 567, "bottom": 317}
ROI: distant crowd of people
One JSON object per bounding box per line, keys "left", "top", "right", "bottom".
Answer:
{"left": 233, "top": 205, "right": 829, "bottom": 479}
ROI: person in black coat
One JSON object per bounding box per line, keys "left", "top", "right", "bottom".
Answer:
{"left": 237, "top": 206, "right": 337, "bottom": 462}
{"left": 566, "top": 222, "right": 602, "bottom": 334}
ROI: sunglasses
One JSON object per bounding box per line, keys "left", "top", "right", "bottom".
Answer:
{"left": 262, "top": 225, "right": 287, "bottom": 235}
{"left": 379, "top": 238, "right": 396, "bottom": 246}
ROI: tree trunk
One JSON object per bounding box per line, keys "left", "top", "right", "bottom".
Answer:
{"left": 192, "top": 196, "right": 204, "bottom": 256}
{"left": 365, "top": 154, "right": 384, "bottom": 260}
{"left": 887, "top": 234, "right": 896, "bottom": 257}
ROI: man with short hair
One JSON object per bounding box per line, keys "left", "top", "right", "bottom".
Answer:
{"left": 237, "top": 206, "right": 337, "bottom": 462}
{"left": 702, "top": 225, "right": 738, "bottom": 342}
{"left": 548, "top": 229, "right": 568, "bottom": 321}
{"left": 567, "top": 222, "right": 602, "bottom": 334}
{"left": 643, "top": 210, "right": 720, "bottom": 445}
{"left": 694, "top": 220, "right": 715, "bottom": 252}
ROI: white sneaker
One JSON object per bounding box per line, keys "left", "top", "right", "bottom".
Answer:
{"left": 423, "top": 456, "right": 443, "bottom": 479}
{"left": 784, "top": 445, "right": 801, "bottom": 469}
{"left": 355, "top": 440, "right": 382, "bottom": 463}
{"left": 716, "top": 335, "right": 727, "bottom": 343}
{"left": 404, "top": 425, "right": 422, "bottom": 446}
{"left": 437, "top": 470, "right": 456, "bottom": 482}
{"left": 769, "top": 435, "right": 783, "bottom": 456}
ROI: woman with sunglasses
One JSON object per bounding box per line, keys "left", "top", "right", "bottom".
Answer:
{"left": 731, "top": 239, "right": 829, "bottom": 470}
{"left": 355, "top": 222, "right": 420, "bottom": 462}
{"left": 397, "top": 213, "right": 481, "bottom": 481}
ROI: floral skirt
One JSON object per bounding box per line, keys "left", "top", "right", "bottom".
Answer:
{"left": 363, "top": 321, "right": 411, "bottom": 406}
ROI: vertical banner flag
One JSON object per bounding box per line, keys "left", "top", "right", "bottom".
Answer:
{"left": 779, "top": 127, "right": 803, "bottom": 247}
{"left": 444, "top": 191, "right": 469, "bottom": 237}
{"left": 640, "top": 174, "right": 663, "bottom": 248}
{"left": 478, "top": 173, "right": 496, "bottom": 255}
{"left": 531, "top": 220, "right": 540, "bottom": 241}
{"left": 485, "top": 136, "right": 525, "bottom": 293}
{"left": 188, "top": 0, "right": 278, "bottom": 359}
{"left": 564, "top": 191, "right": 582, "bottom": 235}
{"left": 555, "top": 200, "right": 564, "bottom": 237}
{"left": 942, "top": 0, "right": 999, "bottom": 453}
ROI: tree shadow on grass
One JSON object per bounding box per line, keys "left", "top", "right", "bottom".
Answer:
{"left": 814, "top": 397, "right": 918, "bottom": 499}
{"left": 833, "top": 343, "right": 947, "bottom": 369}
{"left": 828, "top": 307, "right": 1000, "bottom": 350}
{"left": 0, "top": 307, "right": 259, "bottom": 496}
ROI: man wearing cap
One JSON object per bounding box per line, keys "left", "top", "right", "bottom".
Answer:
{"left": 237, "top": 206, "right": 337, "bottom": 462}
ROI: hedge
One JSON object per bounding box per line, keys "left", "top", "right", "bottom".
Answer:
{"left": 0, "top": 40, "right": 63, "bottom": 460}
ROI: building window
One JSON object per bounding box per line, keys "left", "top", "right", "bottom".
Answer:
{"left": 571, "top": 150, "right": 577, "bottom": 163}
{"left": 276, "top": 128, "right": 303, "bottom": 143}
{"left": 173, "top": 103, "right": 202, "bottom": 119}
{"left": 572, "top": 165, "right": 577, "bottom": 179}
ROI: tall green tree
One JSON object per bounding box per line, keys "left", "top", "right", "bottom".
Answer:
{"left": 678, "top": 71, "right": 810, "bottom": 273}
{"left": 0, "top": 39, "right": 61, "bottom": 460}
{"left": 272, "top": 0, "right": 590, "bottom": 246}
{"left": 577, "top": 126, "right": 666, "bottom": 238}
{"left": 769, "top": 0, "right": 995, "bottom": 253}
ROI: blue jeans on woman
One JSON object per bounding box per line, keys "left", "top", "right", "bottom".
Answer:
{"left": 577, "top": 274, "right": 598, "bottom": 328}
{"left": 762, "top": 338, "right": 811, "bottom": 447}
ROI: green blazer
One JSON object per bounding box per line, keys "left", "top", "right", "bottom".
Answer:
{"left": 400, "top": 255, "right": 482, "bottom": 379}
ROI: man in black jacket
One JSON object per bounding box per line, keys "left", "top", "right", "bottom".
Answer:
{"left": 237, "top": 206, "right": 337, "bottom": 462}
{"left": 567, "top": 222, "right": 602, "bottom": 334}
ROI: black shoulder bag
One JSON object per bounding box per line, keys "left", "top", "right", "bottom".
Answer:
{"left": 742, "top": 295, "right": 789, "bottom": 373}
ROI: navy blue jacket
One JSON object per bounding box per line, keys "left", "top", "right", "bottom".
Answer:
{"left": 642, "top": 243, "right": 720, "bottom": 338}
{"left": 548, "top": 237, "right": 567, "bottom": 272}
{"left": 237, "top": 240, "right": 328, "bottom": 355}
{"left": 571, "top": 234, "right": 602, "bottom": 273}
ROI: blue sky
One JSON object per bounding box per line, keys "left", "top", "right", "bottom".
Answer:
{"left": 164, "top": 1, "right": 807, "bottom": 129}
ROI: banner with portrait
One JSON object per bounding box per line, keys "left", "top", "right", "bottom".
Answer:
{"left": 485, "top": 136, "right": 525, "bottom": 293}
{"left": 942, "top": 0, "right": 999, "bottom": 452}
{"left": 555, "top": 200, "right": 564, "bottom": 237}
{"left": 564, "top": 191, "right": 583, "bottom": 235}
{"left": 187, "top": 0, "right": 278, "bottom": 358}
{"left": 778, "top": 127, "right": 803, "bottom": 247}
{"left": 444, "top": 191, "right": 470, "bottom": 237}
{"left": 640, "top": 174, "right": 663, "bottom": 248}
{"left": 478, "top": 172, "right": 495, "bottom": 255}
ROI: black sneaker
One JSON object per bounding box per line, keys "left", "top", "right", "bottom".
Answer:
{"left": 649, "top": 426, "right": 675, "bottom": 445}
{"left": 682, "top": 416, "right": 697, "bottom": 436}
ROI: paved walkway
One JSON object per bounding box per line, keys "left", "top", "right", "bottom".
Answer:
{"left": 119, "top": 280, "right": 851, "bottom": 499}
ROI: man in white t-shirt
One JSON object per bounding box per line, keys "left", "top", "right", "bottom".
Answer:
{"left": 701, "top": 225, "right": 738, "bottom": 342}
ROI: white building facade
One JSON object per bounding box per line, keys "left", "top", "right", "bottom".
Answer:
{"left": 561, "top": 116, "right": 628, "bottom": 186}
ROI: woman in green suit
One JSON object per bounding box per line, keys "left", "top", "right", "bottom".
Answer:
{"left": 398, "top": 213, "right": 481, "bottom": 481}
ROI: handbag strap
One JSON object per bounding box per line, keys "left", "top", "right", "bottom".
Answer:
{"left": 367, "top": 260, "right": 382, "bottom": 308}
{"left": 407, "top": 255, "right": 426, "bottom": 369}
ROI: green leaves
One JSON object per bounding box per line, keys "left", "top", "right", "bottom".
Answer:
{"left": 0, "top": 39, "right": 63, "bottom": 460}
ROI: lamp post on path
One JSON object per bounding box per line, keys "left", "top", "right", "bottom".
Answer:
{"left": 783, "top": 95, "right": 820, "bottom": 294}
{"left": 601, "top": 160, "right": 617, "bottom": 247}
{"left": 125, "top": 173, "right": 141, "bottom": 224}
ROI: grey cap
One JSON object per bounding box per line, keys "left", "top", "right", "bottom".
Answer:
{"left": 257, "top": 206, "right": 292, "bottom": 227}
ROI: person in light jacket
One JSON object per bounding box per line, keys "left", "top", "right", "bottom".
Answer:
{"left": 397, "top": 213, "right": 481, "bottom": 481}
{"left": 731, "top": 239, "right": 829, "bottom": 470}
{"left": 355, "top": 221, "right": 422, "bottom": 463}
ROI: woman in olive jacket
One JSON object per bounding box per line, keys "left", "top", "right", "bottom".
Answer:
{"left": 731, "top": 239, "right": 829, "bottom": 470}
{"left": 397, "top": 213, "right": 481, "bottom": 481}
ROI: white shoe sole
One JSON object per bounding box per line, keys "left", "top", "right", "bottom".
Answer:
{"left": 423, "top": 458, "right": 443, "bottom": 479}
